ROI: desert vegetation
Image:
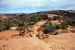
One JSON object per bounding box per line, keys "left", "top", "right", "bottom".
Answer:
{"left": 0, "top": 10, "right": 75, "bottom": 35}
{"left": 0, "top": 13, "right": 75, "bottom": 36}
{"left": 0, "top": 10, "right": 75, "bottom": 50}
{"left": 41, "top": 16, "right": 75, "bottom": 36}
{"left": 0, "top": 15, "right": 49, "bottom": 37}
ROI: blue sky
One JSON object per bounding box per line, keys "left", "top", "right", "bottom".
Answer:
{"left": 0, "top": 0, "right": 75, "bottom": 13}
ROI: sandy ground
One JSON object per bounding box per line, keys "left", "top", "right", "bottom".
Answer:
{"left": 0, "top": 33, "right": 75, "bottom": 50}
{"left": 0, "top": 30, "right": 19, "bottom": 40}
{"left": 0, "top": 20, "right": 75, "bottom": 50}
{"left": 44, "top": 33, "right": 75, "bottom": 50}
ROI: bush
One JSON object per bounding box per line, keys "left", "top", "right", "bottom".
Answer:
{"left": 42, "top": 20, "right": 57, "bottom": 35}
{"left": 47, "top": 21, "right": 52, "bottom": 26}
{"left": 18, "top": 25, "right": 27, "bottom": 36}
{"left": 30, "top": 16, "right": 41, "bottom": 23}
{"left": 59, "top": 22, "right": 68, "bottom": 29}
{"left": 42, "top": 24, "right": 56, "bottom": 34}
{"left": 53, "top": 15, "right": 61, "bottom": 20}
{"left": 68, "top": 21, "right": 75, "bottom": 26}
{"left": 0, "top": 22, "right": 6, "bottom": 31}
{"left": 4, "top": 20, "right": 12, "bottom": 30}
{"left": 0, "top": 19, "right": 14, "bottom": 31}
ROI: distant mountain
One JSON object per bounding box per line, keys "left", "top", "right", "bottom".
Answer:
{"left": 0, "top": 10, "right": 75, "bottom": 21}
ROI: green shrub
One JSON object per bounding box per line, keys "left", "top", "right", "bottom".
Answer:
{"left": 47, "top": 21, "right": 52, "bottom": 26}
{"left": 53, "top": 15, "right": 61, "bottom": 20}
{"left": 18, "top": 25, "right": 27, "bottom": 36}
{"left": 59, "top": 22, "right": 68, "bottom": 29}
{"left": 68, "top": 21, "right": 75, "bottom": 26}
{"left": 30, "top": 16, "right": 40, "bottom": 22}
{"left": 42, "top": 24, "right": 56, "bottom": 34}
{"left": 0, "top": 22, "right": 6, "bottom": 31}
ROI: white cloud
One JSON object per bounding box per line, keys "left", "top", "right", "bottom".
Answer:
{"left": 0, "top": 0, "right": 75, "bottom": 8}
{"left": 0, "top": 0, "right": 50, "bottom": 8}
{"left": 0, "top": 0, "right": 75, "bottom": 13}
{"left": 1, "top": 0, "right": 75, "bottom": 8}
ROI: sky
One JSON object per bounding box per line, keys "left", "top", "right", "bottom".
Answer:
{"left": 0, "top": 0, "right": 75, "bottom": 13}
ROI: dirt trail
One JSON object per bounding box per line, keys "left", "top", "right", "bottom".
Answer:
{"left": 27, "top": 20, "right": 48, "bottom": 37}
